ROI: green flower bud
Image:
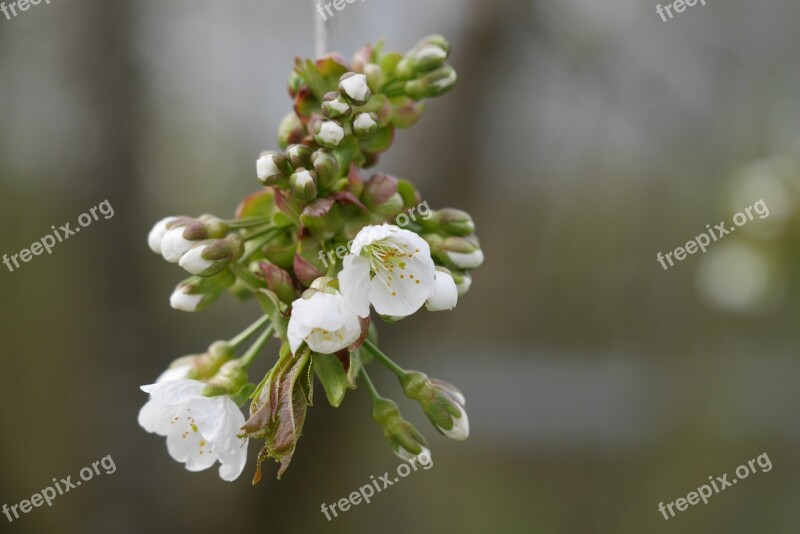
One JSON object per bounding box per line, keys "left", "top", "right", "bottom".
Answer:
{"left": 277, "top": 112, "right": 306, "bottom": 150}
{"left": 311, "top": 150, "right": 340, "bottom": 191}
{"left": 449, "top": 270, "right": 472, "bottom": 296}
{"left": 400, "top": 371, "right": 468, "bottom": 441}
{"left": 430, "top": 235, "right": 484, "bottom": 270}
{"left": 290, "top": 169, "right": 318, "bottom": 202}
{"left": 419, "top": 208, "right": 475, "bottom": 236}
{"left": 285, "top": 144, "right": 312, "bottom": 169}
{"left": 288, "top": 70, "right": 304, "bottom": 98}
{"left": 205, "top": 360, "right": 249, "bottom": 397}
{"left": 353, "top": 112, "right": 379, "bottom": 139}
{"left": 321, "top": 91, "right": 352, "bottom": 119}
{"left": 365, "top": 63, "right": 385, "bottom": 92}
{"left": 371, "top": 397, "right": 430, "bottom": 462}
{"left": 405, "top": 66, "right": 457, "bottom": 100}
{"left": 170, "top": 269, "right": 236, "bottom": 312}
{"left": 161, "top": 340, "right": 236, "bottom": 381}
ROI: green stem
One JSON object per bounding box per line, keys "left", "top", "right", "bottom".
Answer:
{"left": 230, "top": 262, "right": 265, "bottom": 290}
{"left": 359, "top": 367, "right": 383, "bottom": 402}
{"left": 239, "top": 326, "right": 275, "bottom": 368}
{"left": 229, "top": 315, "right": 270, "bottom": 350}
{"left": 244, "top": 226, "right": 280, "bottom": 242}
{"left": 224, "top": 217, "right": 272, "bottom": 229}
{"left": 362, "top": 340, "right": 407, "bottom": 378}
{"left": 242, "top": 231, "right": 282, "bottom": 263}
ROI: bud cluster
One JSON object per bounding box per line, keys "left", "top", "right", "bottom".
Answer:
{"left": 141, "top": 36, "right": 480, "bottom": 485}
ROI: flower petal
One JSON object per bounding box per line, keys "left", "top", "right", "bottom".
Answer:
{"left": 338, "top": 255, "right": 372, "bottom": 317}
{"left": 426, "top": 271, "right": 458, "bottom": 311}
{"left": 141, "top": 379, "right": 205, "bottom": 406}
{"left": 369, "top": 253, "right": 435, "bottom": 317}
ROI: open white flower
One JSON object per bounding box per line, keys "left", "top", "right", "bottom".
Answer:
{"left": 339, "top": 224, "right": 436, "bottom": 318}
{"left": 287, "top": 288, "right": 362, "bottom": 355}
{"left": 138, "top": 379, "right": 248, "bottom": 481}
{"left": 426, "top": 269, "right": 458, "bottom": 311}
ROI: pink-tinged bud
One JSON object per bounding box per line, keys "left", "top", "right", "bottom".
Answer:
{"left": 339, "top": 72, "right": 371, "bottom": 106}
{"left": 365, "top": 64, "right": 384, "bottom": 92}
{"left": 159, "top": 341, "right": 237, "bottom": 382}
{"left": 362, "top": 173, "right": 404, "bottom": 217}
{"left": 259, "top": 262, "right": 297, "bottom": 305}
{"left": 300, "top": 197, "right": 344, "bottom": 241}
{"left": 391, "top": 97, "right": 425, "bottom": 129}
{"left": 351, "top": 43, "right": 373, "bottom": 73}
{"left": 294, "top": 237, "right": 326, "bottom": 287}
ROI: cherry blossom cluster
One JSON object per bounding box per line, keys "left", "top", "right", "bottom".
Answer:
{"left": 139, "top": 35, "right": 482, "bottom": 484}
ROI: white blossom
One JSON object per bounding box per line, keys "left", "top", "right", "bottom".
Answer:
{"left": 339, "top": 224, "right": 436, "bottom": 318}
{"left": 148, "top": 217, "right": 177, "bottom": 254}
{"left": 425, "top": 270, "right": 458, "bottom": 311}
{"left": 287, "top": 288, "right": 362, "bottom": 355}
{"left": 138, "top": 380, "right": 248, "bottom": 481}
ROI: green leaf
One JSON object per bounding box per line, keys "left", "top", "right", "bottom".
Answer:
{"left": 313, "top": 353, "right": 349, "bottom": 407}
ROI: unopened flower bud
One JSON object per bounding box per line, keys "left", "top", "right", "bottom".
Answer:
{"left": 339, "top": 72, "right": 371, "bottom": 106}
{"left": 290, "top": 169, "right": 318, "bottom": 201}
{"left": 362, "top": 174, "right": 404, "bottom": 217}
{"left": 315, "top": 120, "right": 345, "bottom": 148}
{"left": 257, "top": 151, "right": 290, "bottom": 186}
{"left": 364, "top": 63, "right": 384, "bottom": 92}
{"left": 419, "top": 208, "right": 475, "bottom": 236}
{"left": 179, "top": 234, "right": 245, "bottom": 276}
{"left": 405, "top": 66, "right": 457, "bottom": 100}
{"left": 148, "top": 216, "right": 179, "bottom": 254}
{"left": 311, "top": 150, "right": 340, "bottom": 191}
{"left": 372, "top": 397, "right": 429, "bottom": 462}
{"left": 450, "top": 270, "right": 472, "bottom": 296}
{"left": 285, "top": 144, "right": 312, "bottom": 169}
{"left": 277, "top": 112, "right": 306, "bottom": 149}
{"left": 159, "top": 340, "right": 236, "bottom": 382}
{"left": 401, "top": 371, "right": 468, "bottom": 441}
{"left": 391, "top": 97, "right": 425, "bottom": 129}
{"left": 426, "top": 267, "right": 458, "bottom": 311}
{"left": 287, "top": 70, "right": 303, "bottom": 98}
{"left": 300, "top": 197, "right": 344, "bottom": 241}
{"left": 204, "top": 360, "right": 249, "bottom": 397}
{"left": 321, "top": 92, "right": 352, "bottom": 119}
{"left": 259, "top": 262, "right": 297, "bottom": 305}
{"left": 429, "top": 235, "right": 483, "bottom": 270}
{"left": 170, "top": 269, "right": 235, "bottom": 312}
{"left": 353, "top": 112, "right": 379, "bottom": 139}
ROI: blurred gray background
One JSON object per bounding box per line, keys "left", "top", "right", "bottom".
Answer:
{"left": 2, "top": 0, "right": 800, "bottom": 532}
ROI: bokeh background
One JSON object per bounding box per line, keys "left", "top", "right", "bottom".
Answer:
{"left": 2, "top": 0, "right": 800, "bottom": 532}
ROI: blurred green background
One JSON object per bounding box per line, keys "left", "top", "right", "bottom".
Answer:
{"left": 2, "top": 0, "right": 800, "bottom": 532}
